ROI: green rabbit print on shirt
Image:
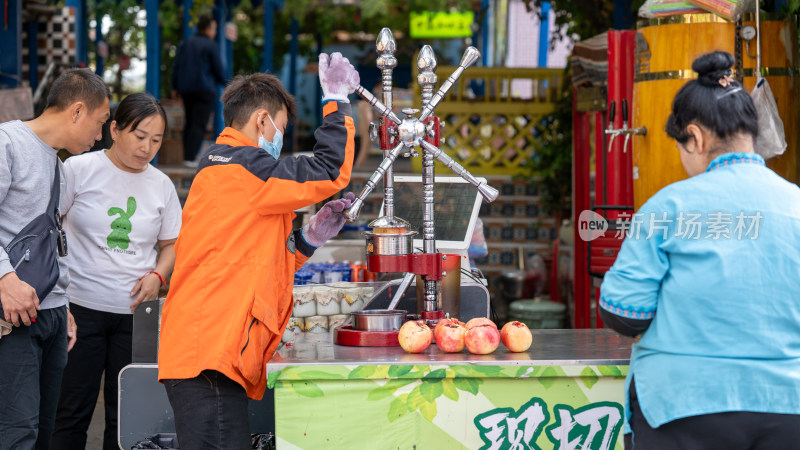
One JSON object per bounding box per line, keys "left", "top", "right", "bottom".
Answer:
{"left": 108, "top": 196, "right": 137, "bottom": 249}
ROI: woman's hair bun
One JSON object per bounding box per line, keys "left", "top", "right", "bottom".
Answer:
{"left": 692, "top": 51, "right": 735, "bottom": 87}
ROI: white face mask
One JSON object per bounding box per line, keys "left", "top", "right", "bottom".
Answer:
{"left": 258, "top": 113, "right": 283, "bottom": 159}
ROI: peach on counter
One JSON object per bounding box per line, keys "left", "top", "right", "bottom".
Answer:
{"left": 501, "top": 321, "right": 532, "bottom": 352}
{"left": 435, "top": 321, "right": 467, "bottom": 353}
{"left": 398, "top": 320, "right": 433, "bottom": 353}
{"left": 465, "top": 324, "right": 500, "bottom": 355}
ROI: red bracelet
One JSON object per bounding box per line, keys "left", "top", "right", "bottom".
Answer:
{"left": 139, "top": 271, "right": 166, "bottom": 287}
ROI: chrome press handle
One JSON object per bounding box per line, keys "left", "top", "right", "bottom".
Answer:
{"left": 418, "top": 47, "right": 480, "bottom": 122}
{"left": 420, "top": 140, "right": 499, "bottom": 203}
{"left": 344, "top": 142, "right": 406, "bottom": 221}
{"left": 355, "top": 86, "right": 402, "bottom": 125}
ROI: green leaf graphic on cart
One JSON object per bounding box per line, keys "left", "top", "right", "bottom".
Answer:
{"left": 597, "top": 365, "right": 625, "bottom": 377}
{"left": 515, "top": 366, "right": 533, "bottom": 378}
{"left": 289, "top": 381, "right": 324, "bottom": 398}
{"left": 413, "top": 365, "right": 432, "bottom": 375}
{"left": 420, "top": 401, "right": 438, "bottom": 422}
{"left": 388, "top": 393, "right": 411, "bottom": 423}
{"left": 467, "top": 365, "right": 504, "bottom": 377}
{"left": 538, "top": 366, "right": 564, "bottom": 389}
{"left": 453, "top": 377, "right": 481, "bottom": 395}
{"left": 367, "top": 378, "right": 415, "bottom": 401}
{"left": 408, "top": 385, "right": 427, "bottom": 410}
{"left": 441, "top": 379, "right": 459, "bottom": 401}
{"left": 348, "top": 365, "right": 378, "bottom": 379}
{"left": 423, "top": 368, "right": 447, "bottom": 380}
{"left": 388, "top": 365, "right": 414, "bottom": 378}
{"left": 580, "top": 367, "right": 599, "bottom": 389}
{"left": 267, "top": 370, "right": 282, "bottom": 388}
{"left": 295, "top": 370, "right": 345, "bottom": 380}
{"left": 420, "top": 379, "right": 444, "bottom": 402}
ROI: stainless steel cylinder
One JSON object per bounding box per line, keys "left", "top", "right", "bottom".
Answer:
{"left": 352, "top": 309, "right": 407, "bottom": 331}
{"left": 364, "top": 231, "right": 416, "bottom": 256}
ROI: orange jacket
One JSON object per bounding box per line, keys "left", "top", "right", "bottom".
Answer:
{"left": 158, "top": 101, "right": 354, "bottom": 399}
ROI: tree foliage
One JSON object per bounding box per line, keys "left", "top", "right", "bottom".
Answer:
{"left": 91, "top": 0, "right": 147, "bottom": 98}
{"left": 522, "top": 0, "right": 646, "bottom": 41}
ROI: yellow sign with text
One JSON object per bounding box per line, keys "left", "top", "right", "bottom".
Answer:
{"left": 409, "top": 11, "right": 474, "bottom": 39}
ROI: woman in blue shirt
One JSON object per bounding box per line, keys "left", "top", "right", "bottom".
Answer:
{"left": 600, "top": 51, "right": 800, "bottom": 449}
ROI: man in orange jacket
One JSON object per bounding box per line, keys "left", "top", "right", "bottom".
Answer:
{"left": 158, "top": 53, "right": 360, "bottom": 449}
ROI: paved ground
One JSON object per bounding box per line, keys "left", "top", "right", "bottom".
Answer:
{"left": 86, "top": 376, "right": 106, "bottom": 449}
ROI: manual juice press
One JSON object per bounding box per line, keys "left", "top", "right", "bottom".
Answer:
{"left": 333, "top": 28, "right": 499, "bottom": 346}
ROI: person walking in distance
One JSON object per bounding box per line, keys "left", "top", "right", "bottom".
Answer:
{"left": 171, "top": 14, "right": 227, "bottom": 166}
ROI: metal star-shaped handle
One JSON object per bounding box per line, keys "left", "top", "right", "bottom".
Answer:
{"left": 419, "top": 46, "right": 480, "bottom": 122}
{"left": 344, "top": 142, "right": 406, "bottom": 221}
{"left": 345, "top": 41, "right": 494, "bottom": 223}
{"left": 419, "top": 141, "right": 499, "bottom": 202}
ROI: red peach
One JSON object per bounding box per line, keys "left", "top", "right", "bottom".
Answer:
{"left": 465, "top": 317, "right": 498, "bottom": 331}
{"left": 398, "top": 320, "right": 433, "bottom": 353}
{"left": 434, "top": 318, "right": 465, "bottom": 339}
{"left": 465, "top": 324, "right": 501, "bottom": 355}
{"left": 435, "top": 322, "right": 466, "bottom": 352}
{"left": 501, "top": 321, "right": 532, "bottom": 352}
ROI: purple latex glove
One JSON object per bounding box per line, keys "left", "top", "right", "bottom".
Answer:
{"left": 302, "top": 192, "right": 356, "bottom": 247}
{"left": 319, "top": 52, "right": 360, "bottom": 103}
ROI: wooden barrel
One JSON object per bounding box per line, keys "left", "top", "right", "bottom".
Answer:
{"left": 631, "top": 14, "right": 799, "bottom": 209}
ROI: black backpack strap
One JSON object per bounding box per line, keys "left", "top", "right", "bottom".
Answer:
{"left": 46, "top": 157, "right": 60, "bottom": 218}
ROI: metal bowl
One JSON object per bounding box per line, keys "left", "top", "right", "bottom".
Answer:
{"left": 364, "top": 231, "right": 416, "bottom": 255}
{"left": 352, "top": 309, "right": 407, "bottom": 331}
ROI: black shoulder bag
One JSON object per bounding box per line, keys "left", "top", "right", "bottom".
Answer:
{"left": 4, "top": 158, "right": 67, "bottom": 300}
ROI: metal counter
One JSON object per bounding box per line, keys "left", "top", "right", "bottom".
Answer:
{"left": 269, "top": 329, "right": 634, "bottom": 449}
{"left": 269, "top": 328, "right": 633, "bottom": 372}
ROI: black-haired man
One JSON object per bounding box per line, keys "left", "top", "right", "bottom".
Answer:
{"left": 0, "top": 68, "right": 111, "bottom": 449}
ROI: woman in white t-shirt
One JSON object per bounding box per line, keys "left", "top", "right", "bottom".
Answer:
{"left": 51, "top": 92, "right": 182, "bottom": 450}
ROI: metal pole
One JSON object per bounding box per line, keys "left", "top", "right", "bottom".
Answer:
{"left": 0, "top": 0, "right": 22, "bottom": 88}
{"left": 376, "top": 28, "right": 397, "bottom": 219}
{"left": 417, "top": 44, "right": 439, "bottom": 312}
{"left": 261, "top": 2, "right": 274, "bottom": 72}
{"left": 213, "top": 2, "right": 226, "bottom": 135}
{"left": 344, "top": 142, "right": 406, "bottom": 221}
{"left": 286, "top": 16, "right": 298, "bottom": 152}
{"left": 417, "top": 45, "right": 437, "bottom": 256}
{"left": 27, "top": 21, "right": 38, "bottom": 90}
{"left": 316, "top": 33, "right": 323, "bottom": 127}
{"left": 78, "top": 0, "right": 89, "bottom": 65}
{"left": 354, "top": 86, "right": 401, "bottom": 124}
{"left": 755, "top": 1, "right": 762, "bottom": 80}
{"left": 613, "top": 0, "right": 632, "bottom": 30}
{"left": 182, "top": 0, "right": 194, "bottom": 40}
{"left": 537, "top": 2, "right": 550, "bottom": 67}
{"left": 419, "top": 47, "right": 480, "bottom": 122}
{"left": 145, "top": 0, "right": 160, "bottom": 98}
{"left": 94, "top": 14, "right": 104, "bottom": 76}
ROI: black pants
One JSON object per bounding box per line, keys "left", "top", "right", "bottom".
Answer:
{"left": 163, "top": 370, "right": 251, "bottom": 450}
{"left": 51, "top": 304, "right": 132, "bottom": 450}
{"left": 626, "top": 378, "right": 800, "bottom": 449}
{"left": 181, "top": 90, "right": 216, "bottom": 162}
{"left": 0, "top": 306, "right": 67, "bottom": 450}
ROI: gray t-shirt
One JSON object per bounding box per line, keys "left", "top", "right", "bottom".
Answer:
{"left": 0, "top": 120, "right": 68, "bottom": 309}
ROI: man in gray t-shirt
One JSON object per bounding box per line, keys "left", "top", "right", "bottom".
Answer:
{"left": 0, "top": 69, "right": 109, "bottom": 450}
